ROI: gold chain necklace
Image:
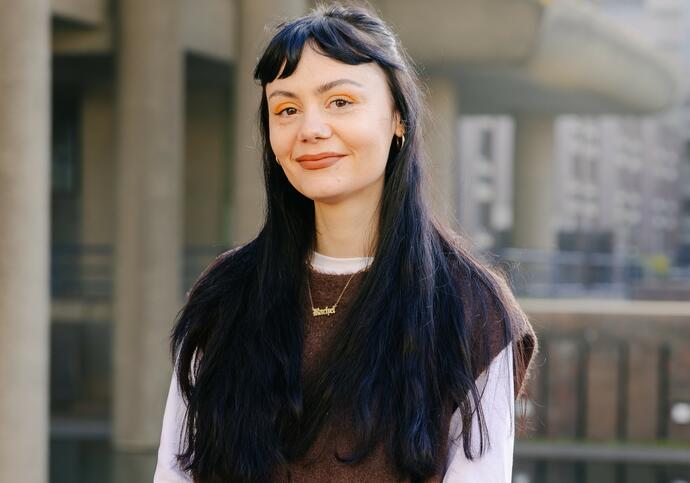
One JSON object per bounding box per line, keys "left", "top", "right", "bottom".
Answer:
{"left": 306, "top": 269, "right": 360, "bottom": 317}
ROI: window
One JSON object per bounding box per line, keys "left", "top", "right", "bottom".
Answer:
{"left": 52, "top": 93, "right": 81, "bottom": 195}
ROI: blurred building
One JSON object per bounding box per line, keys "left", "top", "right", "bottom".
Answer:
{"left": 458, "top": 0, "right": 690, "bottom": 264}
{"left": 554, "top": 113, "right": 683, "bottom": 257}
{"left": 1, "top": 0, "right": 688, "bottom": 482}
{"left": 555, "top": 0, "right": 690, "bottom": 261}
{"left": 457, "top": 115, "right": 515, "bottom": 249}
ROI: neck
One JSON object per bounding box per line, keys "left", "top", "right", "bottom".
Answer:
{"left": 313, "top": 185, "right": 381, "bottom": 258}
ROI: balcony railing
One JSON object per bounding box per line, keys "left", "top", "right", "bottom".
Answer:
{"left": 490, "top": 247, "right": 690, "bottom": 300}
{"left": 50, "top": 244, "right": 690, "bottom": 301}
{"left": 514, "top": 300, "right": 690, "bottom": 452}
{"left": 51, "top": 244, "right": 113, "bottom": 300}
{"left": 50, "top": 243, "right": 230, "bottom": 301}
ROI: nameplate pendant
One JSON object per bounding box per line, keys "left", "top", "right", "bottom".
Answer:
{"left": 312, "top": 306, "right": 336, "bottom": 317}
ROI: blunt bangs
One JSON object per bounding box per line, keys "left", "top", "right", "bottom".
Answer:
{"left": 253, "top": 9, "right": 401, "bottom": 86}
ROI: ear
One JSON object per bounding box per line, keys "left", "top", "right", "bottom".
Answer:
{"left": 393, "top": 110, "right": 405, "bottom": 138}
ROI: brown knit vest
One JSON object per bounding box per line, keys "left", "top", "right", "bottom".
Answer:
{"left": 269, "top": 265, "right": 537, "bottom": 482}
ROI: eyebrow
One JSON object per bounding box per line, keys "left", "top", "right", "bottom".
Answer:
{"left": 267, "top": 78, "right": 364, "bottom": 100}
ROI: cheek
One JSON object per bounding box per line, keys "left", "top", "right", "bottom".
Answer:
{"left": 269, "top": 125, "right": 292, "bottom": 160}
{"left": 345, "top": 121, "right": 392, "bottom": 166}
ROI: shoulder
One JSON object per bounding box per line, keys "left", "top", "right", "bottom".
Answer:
{"left": 213, "top": 243, "right": 250, "bottom": 267}
{"left": 185, "top": 243, "right": 251, "bottom": 300}
{"left": 455, "top": 263, "right": 538, "bottom": 398}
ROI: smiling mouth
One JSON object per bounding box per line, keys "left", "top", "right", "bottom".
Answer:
{"left": 297, "top": 155, "right": 345, "bottom": 170}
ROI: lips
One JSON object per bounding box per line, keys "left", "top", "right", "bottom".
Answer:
{"left": 295, "top": 152, "right": 346, "bottom": 170}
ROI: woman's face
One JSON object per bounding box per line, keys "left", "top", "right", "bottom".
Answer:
{"left": 266, "top": 43, "right": 403, "bottom": 205}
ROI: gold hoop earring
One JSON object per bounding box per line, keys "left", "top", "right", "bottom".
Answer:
{"left": 396, "top": 133, "right": 405, "bottom": 150}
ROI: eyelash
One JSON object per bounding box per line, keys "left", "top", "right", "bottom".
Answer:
{"left": 275, "top": 97, "right": 353, "bottom": 117}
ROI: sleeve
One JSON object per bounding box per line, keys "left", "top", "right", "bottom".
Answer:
{"left": 442, "top": 344, "right": 515, "bottom": 483}
{"left": 153, "top": 370, "right": 194, "bottom": 482}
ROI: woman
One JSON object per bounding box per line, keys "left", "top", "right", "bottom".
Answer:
{"left": 154, "top": 3, "right": 537, "bottom": 482}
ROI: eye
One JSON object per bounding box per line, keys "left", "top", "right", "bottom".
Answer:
{"left": 277, "top": 106, "right": 298, "bottom": 117}
{"left": 329, "top": 97, "right": 353, "bottom": 109}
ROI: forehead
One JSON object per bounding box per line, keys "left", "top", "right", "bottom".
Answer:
{"left": 266, "top": 44, "right": 388, "bottom": 93}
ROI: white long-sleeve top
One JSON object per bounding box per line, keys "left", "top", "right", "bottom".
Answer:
{"left": 153, "top": 251, "right": 515, "bottom": 482}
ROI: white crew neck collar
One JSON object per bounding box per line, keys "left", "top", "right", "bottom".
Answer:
{"left": 309, "top": 250, "right": 374, "bottom": 275}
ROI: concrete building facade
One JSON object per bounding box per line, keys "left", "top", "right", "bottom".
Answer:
{"left": 457, "top": 115, "right": 515, "bottom": 250}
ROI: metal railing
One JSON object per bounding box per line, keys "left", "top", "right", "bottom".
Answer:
{"left": 50, "top": 244, "right": 690, "bottom": 301}
{"left": 50, "top": 243, "right": 230, "bottom": 301}
{"left": 51, "top": 244, "right": 113, "bottom": 300}
{"left": 489, "top": 247, "right": 690, "bottom": 299}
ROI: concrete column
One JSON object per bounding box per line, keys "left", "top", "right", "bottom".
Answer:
{"left": 513, "top": 113, "right": 558, "bottom": 250}
{"left": 231, "top": 0, "right": 307, "bottom": 244}
{"left": 0, "top": 1, "right": 51, "bottom": 482}
{"left": 426, "top": 76, "right": 460, "bottom": 228}
{"left": 114, "top": 0, "right": 184, "bottom": 449}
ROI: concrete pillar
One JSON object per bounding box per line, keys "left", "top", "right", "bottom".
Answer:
{"left": 426, "top": 76, "right": 460, "bottom": 228}
{"left": 114, "top": 0, "right": 184, "bottom": 449}
{"left": 0, "top": 1, "right": 51, "bottom": 482}
{"left": 231, "top": 0, "right": 307, "bottom": 244}
{"left": 513, "top": 113, "right": 558, "bottom": 250}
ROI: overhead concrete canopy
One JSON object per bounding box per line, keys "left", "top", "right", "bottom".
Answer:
{"left": 52, "top": 0, "right": 107, "bottom": 25}
{"left": 376, "top": 0, "right": 688, "bottom": 115}
{"left": 50, "top": 0, "right": 687, "bottom": 115}
{"left": 52, "top": 0, "right": 238, "bottom": 60}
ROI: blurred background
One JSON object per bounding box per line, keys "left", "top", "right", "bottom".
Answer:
{"left": 1, "top": 0, "right": 690, "bottom": 482}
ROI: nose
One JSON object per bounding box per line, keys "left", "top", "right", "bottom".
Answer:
{"left": 298, "top": 108, "right": 332, "bottom": 143}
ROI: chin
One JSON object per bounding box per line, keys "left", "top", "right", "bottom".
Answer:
{"left": 305, "top": 191, "right": 349, "bottom": 204}
{"left": 289, "top": 178, "right": 344, "bottom": 201}
{"left": 296, "top": 185, "right": 349, "bottom": 204}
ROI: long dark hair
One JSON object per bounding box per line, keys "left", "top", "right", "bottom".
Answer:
{"left": 171, "top": 2, "right": 531, "bottom": 482}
